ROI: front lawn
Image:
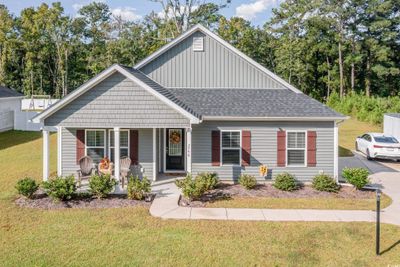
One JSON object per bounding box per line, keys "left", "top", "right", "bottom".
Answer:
{"left": 1, "top": 131, "right": 400, "bottom": 266}
{"left": 339, "top": 118, "right": 382, "bottom": 157}
{"left": 206, "top": 195, "right": 391, "bottom": 210}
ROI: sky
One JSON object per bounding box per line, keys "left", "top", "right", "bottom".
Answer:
{"left": 1, "top": 0, "right": 281, "bottom": 26}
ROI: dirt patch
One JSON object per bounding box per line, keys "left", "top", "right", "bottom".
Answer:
{"left": 15, "top": 191, "right": 153, "bottom": 210}
{"left": 179, "top": 183, "right": 376, "bottom": 207}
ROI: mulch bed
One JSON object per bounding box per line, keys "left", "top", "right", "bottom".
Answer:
{"left": 179, "top": 183, "right": 375, "bottom": 207}
{"left": 15, "top": 190, "right": 154, "bottom": 210}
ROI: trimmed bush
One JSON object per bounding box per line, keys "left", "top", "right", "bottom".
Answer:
{"left": 42, "top": 175, "right": 76, "bottom": 201}
{"left": 15, "top": 177, "right": 39, "bottom": 198}
{"left": 127, "top": 176, "right": 151, "bottom": 200}
{"left": 342, "top": 167, "right": 370, "bottom": 189}
{"left": 273, "top": 172, "right": 297, "bottom": 191}
{"left": 312, "top": 174, "right": 340, "bottom": 193}
{"left": 89, "top": 174, "right": 117, "bottom": 199}
{"left": 238, "top": 174, "right": 257, "bottom": 190}
{"left": 195, "top": 172, "right": 219, "bottom": 191}
{"left": 175, "top": 174, "right": 205, "bottom": 201}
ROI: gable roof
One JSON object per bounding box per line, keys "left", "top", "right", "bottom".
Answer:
{"left": 0, "top": 86, "right": 23, "bottom": 98}
{"left": 32, "top": 64, "right": 200, "bottom": 124}
{"left": 134, "top": 24, "right": 302, "bottom": 94}
{"left": 169, "top": 88, "right": 346, "bottom": 120}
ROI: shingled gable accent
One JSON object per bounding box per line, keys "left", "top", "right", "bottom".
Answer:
{"left": 32, "top": 64, "right": 200, "bottom": 124}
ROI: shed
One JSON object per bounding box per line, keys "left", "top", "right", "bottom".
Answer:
{"left": 0, "top": 86, "right": 23, "bottom": 132}
{"left": 383, "top": 113, "right": 400, "bottom": 141}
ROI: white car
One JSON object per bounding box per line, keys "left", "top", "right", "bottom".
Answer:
{"left": 355, "top": 133, "right": 400, "bottom": 161}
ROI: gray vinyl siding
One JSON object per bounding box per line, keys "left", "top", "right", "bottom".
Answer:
{"left": 61, "top": 127, "right": 154, "bottom": 179}
{"left": 140, "top": 31, "right": 286, "bottom": 89}
{"left": 45, "top": 73, "right": 190, "bottom": 128}
{"left": 191, "top": 121, "right": 334, "bottom": 181}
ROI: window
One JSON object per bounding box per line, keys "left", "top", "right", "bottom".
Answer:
{"left": 193, "top": 37, "right": 204, "bottom": 51}
{"left": 85, "top": 130, "right": 105, "bottom": 163}
{"left": 287, "top": 131, "right": 306, "bottom": 166}
{"left": 221, "top": 131, "right": 241, "bottom": 165}
{"left": 109, "top": 130, "right": 129, "bottom": 162}
{"left": 374, "top": 136, "right": 399, "bottom": 143}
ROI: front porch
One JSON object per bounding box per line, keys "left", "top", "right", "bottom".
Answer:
{"left": 42, "top": 126, "right": 192, "bottom": 190}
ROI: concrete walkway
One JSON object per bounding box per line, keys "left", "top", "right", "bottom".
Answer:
{"left": 150, "top": 170, "right": 400, "bottom": 226}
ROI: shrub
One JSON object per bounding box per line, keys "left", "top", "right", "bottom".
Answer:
{"left": 42, "top": 175, "right": 76, "bottom": 201}
{"left": 175, "top": 174, "right": 205, "bottom": 201}
{"left": 89, "top": 174, "right": 117, "bottom": 199}
{"left": 312, "top": 174, "right": 340, "bottom": 193}
{"left": 127, "top": 176, "right": 151, "bottom": 200}
{"left": 238, "top": 174, "right": 257, "bottom": 189}
{"left": 195, "top": 172, "right": 219, "bottom": 191}
{"left": 273, "top": 172, "right": 297, "bottom": 191}
{"left": 15, "top": 177, "right": 39, "bottom": 198}
{"left": 342, "top": 167, "right": 370, "bottom": 189}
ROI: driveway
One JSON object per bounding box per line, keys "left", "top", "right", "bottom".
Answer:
{"left": 339, "top": 151, "right": 400, "bottom": 181}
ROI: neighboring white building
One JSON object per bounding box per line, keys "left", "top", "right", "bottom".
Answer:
{"left": 384, "top": 113, "right": 400, "bottom": 141}
{"left": 0, "top": 86, "right": 24, "bottom": 132}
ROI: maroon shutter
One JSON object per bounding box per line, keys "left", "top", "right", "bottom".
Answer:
{"left": 277, "top": 131, "right": 286, "bottom": 167}
{"left": 76, "top": 130, "right": 85, "bottom": 164}
{"left": 307, "top": 131, "right": 317, "bottom": 167}
{"left": 211, "top": 130, "right": 220, "bottom": 166}
{"left": 242, "top": 130, "right": 251, "bottom": 166}
{"left": 130, "top": 130, "right": 139, "bottom": 164}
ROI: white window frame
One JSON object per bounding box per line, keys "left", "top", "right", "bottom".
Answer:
{"left": 84, "top": 129, "right": 106, "bottom": 161}
{"left": 108, "top": 129, "right": 130, "bottom": 162}
{"left": 286, "top": 130, "right": 307, "bottom": 167}
{"left": 220, "top": 130, "right": 242, "bottom": 166}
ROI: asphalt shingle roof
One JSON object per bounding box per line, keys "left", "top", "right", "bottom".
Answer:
{"left": 121, "top": 65, "right": 344, "bottom": 119}
{"left": 0, "top": 86, "right": 23, "bottom": 98}
{"left": 168, "top": 88, "right": 345, "bottom": 118}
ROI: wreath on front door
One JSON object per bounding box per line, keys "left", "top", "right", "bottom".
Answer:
{"left": 170, "top": 130, "right": 181, "bottom": 144}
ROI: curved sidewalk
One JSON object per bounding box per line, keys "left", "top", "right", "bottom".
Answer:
{"left": 150, "top": 172, "right": 400, "bottom": 226}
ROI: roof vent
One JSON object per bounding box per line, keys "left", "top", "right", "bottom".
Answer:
{"left": 193, "top": 37, "right": 204, "bottom": 52}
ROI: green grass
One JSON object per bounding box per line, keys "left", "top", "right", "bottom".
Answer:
{"left": 1, "top": 130, "right": 400, "bottom": 266}
{"left": 206, "top": 195, "right": 392, "bottom": 210}
{"left": 339, "top": 118, "right": 382, "bottom": 157}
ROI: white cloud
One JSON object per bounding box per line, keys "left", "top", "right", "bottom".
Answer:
{"left": 235, "top": 0, "right": 278, "bottom": 20}
{"left": 111, "top": 7, "right": 142, "bottom": 21}
{"left": 72, "top": 3, "right": 84, "bottom": 11}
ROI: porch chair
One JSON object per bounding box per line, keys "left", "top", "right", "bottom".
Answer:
{"left": 77, "top": 156, "right": 96, "bottom": 187}
{"left": 120, "top": 157, "right": 132, "bottom": 188}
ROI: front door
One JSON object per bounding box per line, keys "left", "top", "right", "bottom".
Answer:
{"left": 166, "top": 128, "right": 185, "bottom": 171}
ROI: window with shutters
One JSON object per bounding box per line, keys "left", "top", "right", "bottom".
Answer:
{"left": 85, "top": 130, "right": 106, "bottom": 163}
{"left": 286, "top": 131, "right": 306, "bottom": 166}
{"left": 221, "top": 130, "right": 241, "bottom": 165}
{"left": 109, "top": 130, "right": 130, "bottom": 162}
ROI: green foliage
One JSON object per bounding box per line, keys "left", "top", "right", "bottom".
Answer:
{"left": 15, "top": 177, "right": 39, "bottom": 198}
{"left": 127, "top": 176, "right": 151, "bottom": 200}
{"left": 88, "top": 174, "right": 117, "bottom": 199}
{"left": 42, "top": 175, "right": 76, "bottom": 201}
{"left": 327, "top": 92, "right": 400, "bottom": 125}
{"left": 312, "top": 174, "right": 340, "bottom": 193}
{"left": 175, "top": 174, "right": 204, "bottom": 201}
{"left": 273, "top": 173, "right": 298, "bottom": 191}
{"left": 342, "top": 168, "right": 370, "bottom": 190}
{"left": 238, "top": 174, "right": 257, "bottom": 190}
{"left": 195, "top": 172, "right": 219, "bottom": 191}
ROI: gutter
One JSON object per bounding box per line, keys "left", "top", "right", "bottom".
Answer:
{"left": 202, "top": 116, "right": 349, "bottom": 121}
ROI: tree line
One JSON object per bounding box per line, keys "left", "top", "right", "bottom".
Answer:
{"left": 0, "top": 0, "right": 399, "bottom": 101}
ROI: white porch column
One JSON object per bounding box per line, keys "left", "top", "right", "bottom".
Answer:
{"left": 186, "top": 128, "right": 192, "bottom": 174}
{"left": 42, "top": 129, "right": 50, "bottom": 181}
{"left": 333, "top": 121, "right": 339, "bottom": 182}
{"left": 57, "top": 126, "right": 62, "bottom": 176}
{"left": 152, "top": 128, "right": 157, "bottom": 181}
{"left": 114, "top": 127, "right": 120, "bottom": 182}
